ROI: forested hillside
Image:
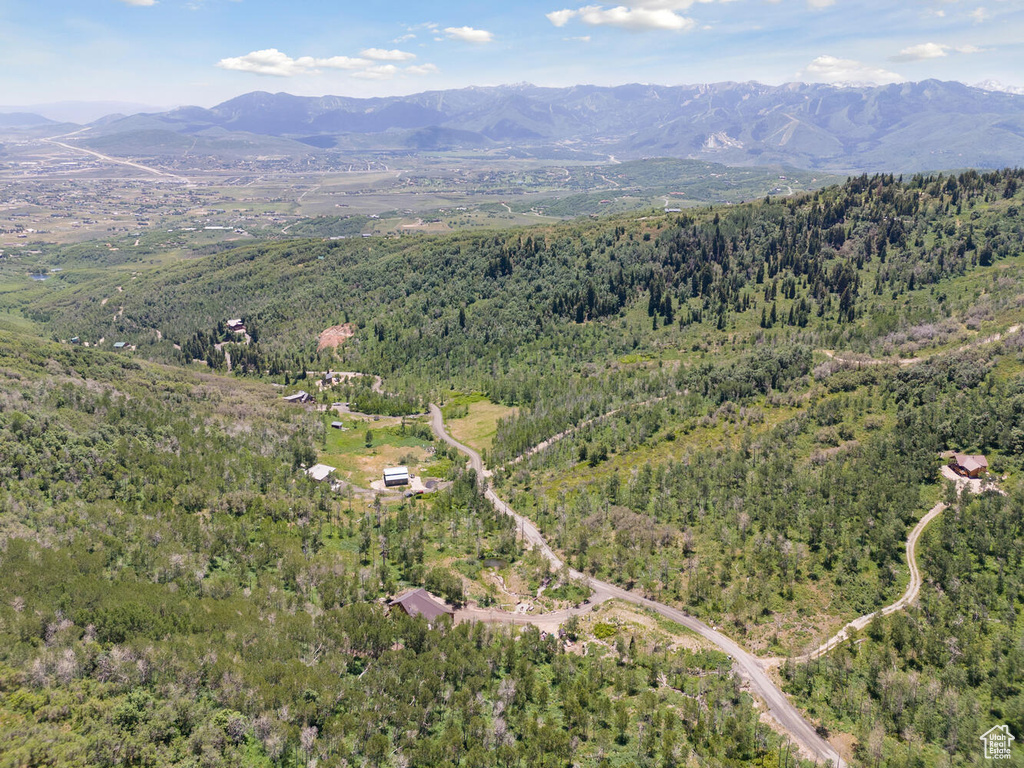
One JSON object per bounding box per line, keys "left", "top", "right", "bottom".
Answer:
{"left": 2, "top": 168, "right": 1024, "bottom": 767}
{"left": 17, "top": 168, "right": 1023, "bottom": 396}
{"left": 785, "top": 488, "right": 1024, "bottom": 768}
{"left": 0, "top": 331, "right": 809, "bottom": 767}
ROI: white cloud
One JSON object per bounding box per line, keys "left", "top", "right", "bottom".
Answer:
{"left": 119, "top": 0, "right": 157, "bottom": 5}
{"left": 216, "top": 52, "right": 437, "bottom": 82}
{"left": 217, "top": 49, "right": 309, "bottom": 76}
{"left": 971, "top": 6, "right": 989, "bottom": 23}
{"left": 565, "top": 35, "right": 592, "bottom": 41}
{"left": 637, "top": 0, "right": 710, "bottom": 7}
{"left": 807, "top": 0, "right": 835, "bottom": 8}
{"left": 547, "top": 9, "right": 577, "bottom": 26}
{"left": 351, "top": 64, "right": 398, "bottom": 80}
{"left": 890, "top": 42, "right": 985, "bottom": 62}
{"left": 800, "top": 55, "right": 903, "bottom": 85}
{"left": 444, "top": 26, "right": 494, "bottom": 43}
{"left": 394, "top": 33, "right": 416, "bottom": 42}
{"left": 311, "top": 56, "right": 373, "bottom": 70}
{"left": 360, "top": 48, "right": 416, "bottom": 62}
{"left": 406, "top": 63, "right": 440, "bottom": 75}
{"left": 549, "top": 5, "right": 696, "bottom": 31}
{"left": 216, "top": 49, "right": 371, "bottom": 77}
{"left": 892, "top": 42, "right": 949, "bottom": 61}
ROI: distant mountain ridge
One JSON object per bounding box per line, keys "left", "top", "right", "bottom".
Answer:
{"left": 80, "top": 80, "right": 1024, "bottom": 172}
{"left": 0, "top": 112, "right": 56, "bottom": 128}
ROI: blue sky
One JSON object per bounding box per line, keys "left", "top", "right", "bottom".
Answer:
{"left": 1, "top": 0, "right": 1021, "bottom": 108}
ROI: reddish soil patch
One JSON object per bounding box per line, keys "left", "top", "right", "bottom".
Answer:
{"left": 318, "top": 323, "right": 355, "bottom": 351}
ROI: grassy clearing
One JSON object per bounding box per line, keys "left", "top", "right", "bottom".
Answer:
{"left": 318, "top": 416, "right": 434, "bottom": 487}
{"left": 445, "top": 396, "right": 518, "bottom": 453}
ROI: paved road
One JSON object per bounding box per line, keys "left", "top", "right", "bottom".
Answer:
{"left": 428, "top": 404, "right": 843, "bottom": 768}
{"left": 43, "top": 132, "right": 193, "bottom": 184}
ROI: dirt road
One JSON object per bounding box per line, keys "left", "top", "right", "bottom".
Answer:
{"left": 455, "top": 599, "right": 607, "bottom": 631}
{"left": 784, "top": 500, "right": 946, "bottom": 664}
{"left": 786, "top": 465, "right": 1004, "bottom": 664}
{"left": 499, "top": 396, "right": 670, "bottom": 470}
{"left": 429, "top": 404, "right": 844, "bottom": 768}
{"left": 821, "top": 324, "right": 1021, "bottom": 368}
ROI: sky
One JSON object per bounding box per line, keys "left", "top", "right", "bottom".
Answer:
{"left": 1, "top": 0, "right": 1022, "bottom": 110}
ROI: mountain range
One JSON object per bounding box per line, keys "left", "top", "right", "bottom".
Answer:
{"left": 10, "top": 80, "right": 1024, "bottom": 172}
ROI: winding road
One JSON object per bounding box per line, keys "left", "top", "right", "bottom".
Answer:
{"left": 417, "top": 324, "right": 1017, "bottom": 764}
{"left": 428, "top": 404, "right": 845, "bottom": 768}
{"left": 785, "top": 500, "right": 946, "bottom": 665}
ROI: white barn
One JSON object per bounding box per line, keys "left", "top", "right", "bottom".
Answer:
{"left": 383, "top": 466, "right": 410, "bottom": 487}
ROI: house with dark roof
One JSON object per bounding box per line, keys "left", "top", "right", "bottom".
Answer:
{"left": 950, "top": 452, "right": 989, "bottom": 478}
{"left": 389, "top": 589, "right": 453, "bottom": 624}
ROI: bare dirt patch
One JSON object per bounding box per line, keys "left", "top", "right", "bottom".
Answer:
{"left": 318, "top": 323, "right": 355, "bottom": 351}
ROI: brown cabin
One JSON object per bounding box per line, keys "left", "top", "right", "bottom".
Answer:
{"left": 389, "top": 589, "right": 453, "bottom": 624}
{"left": 950, "top": 452, "right": 988, "bottom": 478}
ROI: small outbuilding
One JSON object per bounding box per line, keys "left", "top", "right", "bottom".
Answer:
{"left": 113, "top": 341, "right": 127, "bottom": 349}
{"left": 950, "top": 453, "right": 988, "bottom": 478}
{"left": 227, "top": 319, "right": 245, "bottom": 333}
{"left": 306, "top": 464, "right": 336, "bottom": 482}
{"left": 383, "top": 466, "right": 410, "bottom": 487}
{"left": 389, "top": 589, "right": 453, "bottom": 624}
{"left": 283, "top": 391, "right": 312, "bottom": 404}
{"left": 331, "top": 421, "right": 344, "bottom": 430}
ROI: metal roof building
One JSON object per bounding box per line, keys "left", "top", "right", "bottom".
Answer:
{"left": 306, "top": 464, "right": 336, "bottom": 482}
{"left": 383, "top": 466, "right": 410, "bottom": 487}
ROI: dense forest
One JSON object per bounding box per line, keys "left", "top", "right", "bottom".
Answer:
{"left": 13, "top": 169, "right": 1023, "bottom": 394}
{"left": 0, "top": 330, "right": 805, "bottom": 767}
{"left": 1, "top": 169, "right": 1023, "bottom": 767}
